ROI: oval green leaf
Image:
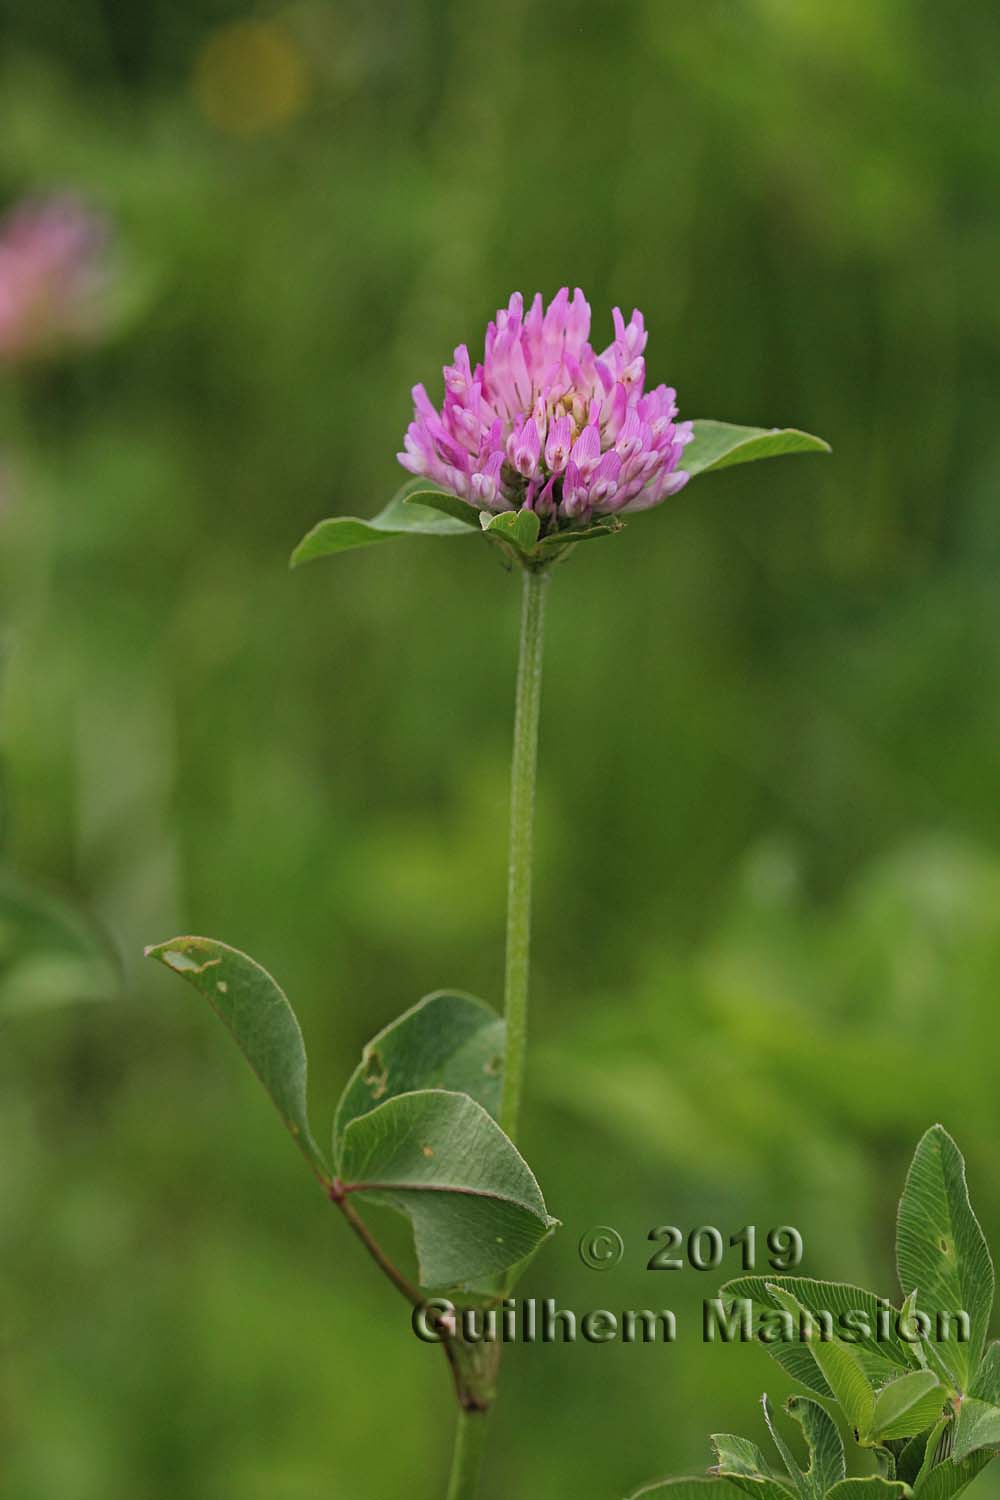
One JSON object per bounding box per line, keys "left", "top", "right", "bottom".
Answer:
{"left": 338, "top": 1088, "right": 555, "bottom": 1289}
{"left": 482, "top": 507, "right": 541, "bottom": 555}
{"left": 403, "top": 489, "right": 480, "bottom": 526}
{"left": 869, "top": 1370, "right": 947, "bottom": 1443}
{"left": 896, "top": 1125, "right": 994, "bottom": 1392}
{"left": 952, "top": 1398, "right": 1000, "bottom": 1464}
{"left": 333, "top": 990, "right": 504, "bottom": 1153}
{"left": 290, "top": 480, "right": 476, "bottom": 567}
{"left": 766, "top": 1286, "right": 875, "bottom": 1439}
{"left": 145, "top": 935, "right": 330, "bottom": 1181}
{"left": 685, "top": 421, "right": 830, "bottom": 478}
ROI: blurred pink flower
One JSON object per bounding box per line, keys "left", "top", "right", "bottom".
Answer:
{"left": 0, "top": 195, "right": 115, "bottom": 364}
{"left": 399, "top": 290, "right": 692, "bottom": 532}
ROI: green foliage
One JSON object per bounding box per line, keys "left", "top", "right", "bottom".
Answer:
{"left": 719, "top": 1277, "right": 909, "bottom": 1395}
{"left": 480, "top": 506, "right": 542, "bottom": 562}
{"left": 628, "top": 1481, "right": 745, "bottom": 1500}
{"left": 5, "top": 0, "right": 1000, "bottom": 1489}
{"left": 774, "top": 1299, "right": 873, "bottom": 1437}
{"left": 633, "top": 1129, "right": 1000, "bottom": 1500}
{"left": 953, "top": 1404, "right": 1000, "bottom": 1466}
{"left": 145, "top": 936, "right": 331, "bottom": 1180}
{"left": 289, "top": 419, "right": 828, "bottom": 571}
{"left": 721, "top": 1128, "right": 995, "bottom": 1414}
{"left": 146, "top": 937, "right": 552, "bottom": 1290}
{"left": 824, "top": 1483, "right": 907, "bottom": 1500}
{"left": 784, "top": 1396, "right": 846, "bottom": 1497}
{"left": 971, "top": 1346, "right": 1000, "bottom": 1403}
{"left": 683, "top": 423, "right": 831, "bottom": 477}
{"left": 338, "top": 1088, "right": 554, "bottom": 1288}
{"left": 333, "top": 990, "right": 504, "bottom": 1149}
{"left": 289, "top": 480, "right": 475, "bottom": 566}
{"left": 897, "top": 1126, "right": 995, "bottom": 1392}
{"left": 868, "top": 1372, "right": 947, "bottom": 1444}
{"left": 647, "top": 1395, "right": 885, "bottom": 1500}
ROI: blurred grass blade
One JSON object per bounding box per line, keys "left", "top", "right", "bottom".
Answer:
{"left": 0, "top": 866, "right": 120, "bottom": 1015}
{"left": 685, "top": 421, "right": 830, "bottom": 477}
{"left": 290, "top": 480, "right": 476, "bottom": 566}
{"left": 146, "top": 935, "right": 330, "bottom": 1181}
{"left": 333, "top": 990, "right": 504, "bottom": 1152}
{"left": 896, "top": 1125, "right": 994, "bottom": 1391}
{"left": 338, "top": 1088, "right": 556, "bottom": 1289}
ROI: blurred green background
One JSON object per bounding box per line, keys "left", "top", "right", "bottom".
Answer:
{"left": 2, "top": 0, "right": 1000, "bottom": 1495}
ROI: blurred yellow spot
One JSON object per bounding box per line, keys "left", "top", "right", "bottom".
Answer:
{"left": 194, "top": 19, "right": 310, "bottom": 136}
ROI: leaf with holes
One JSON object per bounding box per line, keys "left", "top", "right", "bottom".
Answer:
{"left": 711, "top": 1434, "right": 779, "bottom": 1479}
{"left": 337, "top": 1088, "right": 556, "bottom": 1289}
{"left": 145, "top": 935, "right": 330, "bottom": 1181}
{"left": 896, "top": 1126, "right": 994, "bottom": 1391}
{"left": 709, "top": 1431, "right": 795, "bottom": 1500}
{"left": 333, "top": 990, "right": 504, "bottom": 1151}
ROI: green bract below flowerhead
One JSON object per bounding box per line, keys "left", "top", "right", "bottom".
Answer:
{"left": 292, "top": 420, "right": 830, "bottom": 572}
{"left": 291, "top": 289, "right": 829, "bottom": 571}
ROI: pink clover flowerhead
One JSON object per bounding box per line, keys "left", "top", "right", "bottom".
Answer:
{"left": 398, "top": 289, "right": 693, "bottom": 536}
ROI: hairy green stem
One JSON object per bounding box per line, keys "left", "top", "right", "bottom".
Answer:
{"left": 441, "top": 565, "right": 548, "bottom": 1500}
{"left": 499, "top": 566, "right": 549, "bottom": 1143}
{"left": 446, "top": 1408, "right": 490, "bottom": 1500}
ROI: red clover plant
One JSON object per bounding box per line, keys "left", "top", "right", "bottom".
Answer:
{"left": 146, "top": 289, "right": 829, "bottom": 1499}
